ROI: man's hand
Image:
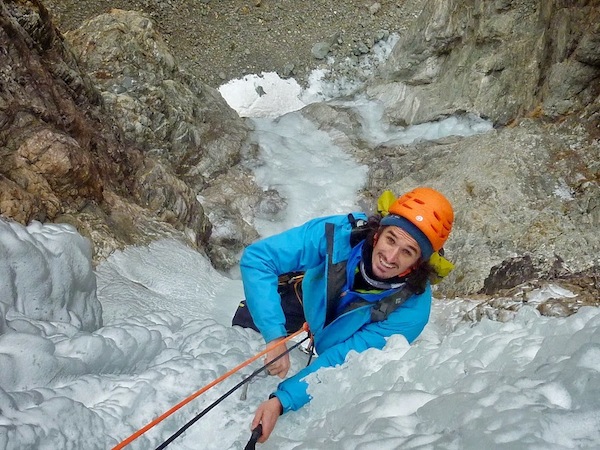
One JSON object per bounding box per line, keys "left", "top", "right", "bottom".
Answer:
{"left": 251, "top": 397, "right": 283, "bottom": 443}
{"left": 265, "top": 337, "right": 290, "bottom": 378}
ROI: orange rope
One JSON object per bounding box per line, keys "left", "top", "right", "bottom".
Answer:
{"left": 112, "top": 322, "right": 309, "bottom": 450}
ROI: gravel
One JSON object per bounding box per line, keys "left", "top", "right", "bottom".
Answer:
{"left": 45, "top": 0, "right": 426, "bottom": 88}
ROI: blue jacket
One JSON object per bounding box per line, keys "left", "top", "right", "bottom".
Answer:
{"left": 240, "top": 213, "right": 432, "bottom": 412}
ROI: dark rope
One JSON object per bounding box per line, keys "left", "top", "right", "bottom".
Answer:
{"left": 306, "top": 337, "right": 315, "bottom": 366}
{"left": 155, "top": 335, "right": 310, "bottom": 450}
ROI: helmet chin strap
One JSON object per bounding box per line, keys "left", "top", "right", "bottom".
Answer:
{"left": 359, "top": 259, "right": 405, "bottom": 290}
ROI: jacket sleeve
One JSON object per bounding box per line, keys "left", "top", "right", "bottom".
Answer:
{"left": 239, "top": 215, "right": 344, "bottom": 343}
{"left": 274, "top": 286, "right": 432, "bottom": 412}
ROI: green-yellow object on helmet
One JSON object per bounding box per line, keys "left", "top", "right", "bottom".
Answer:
{"left": 428, "top": 251, "right": 455, "bottom": 284}
{"left": 377, "top": 190, "right": 396, "bottom": 217}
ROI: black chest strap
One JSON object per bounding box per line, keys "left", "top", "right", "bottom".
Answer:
{"left": 341, "top": 284, "right": 415, "bottom": 323}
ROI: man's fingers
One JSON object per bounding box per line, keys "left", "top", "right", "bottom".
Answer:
{"left": 264, "top": 339, "right": 291, "bottom": 378}
{"left": 265, "top": 358, "right": 277, "bottom": 372}
{"left": 266, "top": 359, "right": 289, "bottom": 378}
{"left": 254, "top": 398, "right": 282, "bottom": 443}
{"left": 267, "top": 363, "right": 283, "bottom": 377}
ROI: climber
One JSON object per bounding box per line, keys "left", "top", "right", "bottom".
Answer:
{"left": 236, "top": 187, "right": 454, "bottom": 443}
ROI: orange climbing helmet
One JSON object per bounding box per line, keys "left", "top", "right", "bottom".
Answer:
{"left": 381, "top": 187, "right": 454, "bottom": 259}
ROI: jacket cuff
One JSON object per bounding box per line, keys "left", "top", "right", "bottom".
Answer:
{"left": 268, "top": 394, "right": 284, "bottom": 415}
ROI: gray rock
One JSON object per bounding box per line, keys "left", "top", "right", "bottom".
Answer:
{"left": 371, "top": 0, "right": 600, "bottom": 126}
{"left": 311, "top": 42, "right": 331, "bottom": 59}
{"left": 281, "top": 63, "right": 295, "bottom": 77}
{"left": 65, "top": 10, "right": 250, "bottom": 192}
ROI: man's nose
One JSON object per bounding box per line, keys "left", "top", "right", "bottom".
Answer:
{"left": 386, "top": 246, "right": 402, "bottom": 261}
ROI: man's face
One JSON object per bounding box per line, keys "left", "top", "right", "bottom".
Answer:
{"left": 370, "top": 226, "right": 421, "bottom": 279}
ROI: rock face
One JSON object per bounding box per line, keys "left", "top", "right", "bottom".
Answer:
{"left": 64, "top": 9, "right": 249, "bottom": 192}
{"left": 0, "top": 1, "right": 254, "bottom": 263}
{"left": 363, "top": 119, "right": 599, "bottom": 297}
{"left": 61, "top": 7, "right": 265, "bottom": 266}
{"left": 1, "top": 0, "right": 598, "bottom": 301}
{"left": 370, "top": 0, "right": 600, "bottom": 126}
{"left": 1, "top": 0, "right": 125, "bottom": 225}
{"left": 292, "top": 0, "right": 599, "bottom": 297}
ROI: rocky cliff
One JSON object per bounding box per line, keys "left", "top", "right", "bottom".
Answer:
{"left": 1, "top": 0, "right": 598, "bottom": 308}
{"left": 0, "top": 0, "right": 253, "bottom": 262}
{"left": 370, "top": 0, "right": 600, "bottom": 126}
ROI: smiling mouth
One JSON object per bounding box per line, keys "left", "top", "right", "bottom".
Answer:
{"left": 378, "top": 254, "right": 396, "bottom": 270}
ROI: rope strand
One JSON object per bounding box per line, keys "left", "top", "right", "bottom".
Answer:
{"left": 156, "top": 335, "right": 309, "bottom": 449}
{"left": 112, "top": 323, "right": 309, "bottom": 450}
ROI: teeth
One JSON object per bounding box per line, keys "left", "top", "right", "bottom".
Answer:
{"left": 379, "top": 255, "right": 394, "bottom": 269}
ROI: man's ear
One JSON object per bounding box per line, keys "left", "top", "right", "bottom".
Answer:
{"left": 373, "top": 232, "right": 379, "bottom": 244}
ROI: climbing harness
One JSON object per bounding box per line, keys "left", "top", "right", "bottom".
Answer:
{"left": 340, "top": 283, "right": 416, "bottom": 322}
{"left": 232, "top": 271, "right": 306, "bottom": 335}
{"left": 112, "top": 323, "right": 309, "bottom": 450}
